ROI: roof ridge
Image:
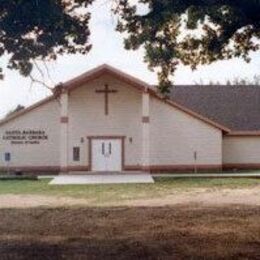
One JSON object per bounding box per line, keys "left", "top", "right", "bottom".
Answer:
{"left": 0, "top": 64, "right": 256, "bottom": 132}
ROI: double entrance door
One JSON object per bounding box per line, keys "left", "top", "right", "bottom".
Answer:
{"left": 92, "top": 139, "right": 122, "bottom": 172}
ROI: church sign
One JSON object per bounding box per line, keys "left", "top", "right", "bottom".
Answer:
{"left": 2, "top": 130, "right": 48, "bottom": 145}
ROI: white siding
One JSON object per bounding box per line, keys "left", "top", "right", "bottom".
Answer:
{"left": 223, "top": 136, "right": 260, "bottom": 164}
{"left": 68, "top": 74, "right": 142, "bottom": 168}
{"left": 0, "top": 100, "right": 60, "bottom": 169}
{"left": 150, "top": 97, "right": 222, "bottom": 166}
{"left": 0, "top": 73, "right": 227, "bottom": 172}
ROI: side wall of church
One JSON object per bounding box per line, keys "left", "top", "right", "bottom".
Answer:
{"left": 0, "top": 100, "right": 60, "bottom": 172}
{"left": 149, "top": 96, "right": 223, "bottom": 171}
{"left": 223, "top": 136, "right": 260, "bottom": 169}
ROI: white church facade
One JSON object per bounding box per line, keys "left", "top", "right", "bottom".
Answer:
{"left": 1, "top": 64, "right": 260, "bottom": 174}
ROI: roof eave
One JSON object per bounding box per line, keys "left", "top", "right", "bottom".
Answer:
{"left": 0, "top": 96, "right": 55, "bottom": 127}
{"left": 226, "top": 131, "right": 260, "bottom": 137}
{"left": 0, "top": 64, "right": 231, "bottom": 133}
{"left": 148, "top": 89, "right": 231, "bottom": 133}
{"left": 63, "top": 64, "right": 150, "bottom": 93}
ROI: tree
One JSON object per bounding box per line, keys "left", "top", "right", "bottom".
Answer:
{"left": 114, "top": 0, "right": 260, "bottom": 93}
{"left": 231, "top": 75, "right": 260, "bottom": 85}
{"left": 0, "top": 0, "right": 93, "bottom": 81}
{"left": 5, "top": 104, "right": 25, "bottom": 118}
{"left": 1, "top": 1, "right": 260, "bottom": 94}
{"left": 195, "top": 74, "right": 260, "bottom": 85}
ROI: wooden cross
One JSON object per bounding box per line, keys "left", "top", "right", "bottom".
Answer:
{"left": 95, "top": 84, "right": 118, "bottom": 115}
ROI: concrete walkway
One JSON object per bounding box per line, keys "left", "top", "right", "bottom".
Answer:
{"left": 152, "top": 172, "right": 260, "bottom": 178}
{"left": 49, "top": 174, "right": 154, "bottom": 185}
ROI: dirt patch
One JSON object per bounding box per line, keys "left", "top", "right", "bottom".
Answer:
{"left": 1, "top": 188, "right": 260, "bottom": 258}
{"left": 0, "top": 194, "right": 91, "bottom": 208}
{"left": 0, "top": 187, "right": 260, "bottom": 208}
{"left": 0, "top": 206, "right": 259, "bottom": 259}
{"left": 127, "top": 187, "right": 260, "bottom": 207}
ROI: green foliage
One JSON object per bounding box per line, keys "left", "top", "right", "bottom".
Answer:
{"left": 196, "top": 74, "right": 260, "bottom": 85}
{"left": 0, "top": 0, "right": 93, "bottom": 79}
{"left": 114, "top": 0, "right": 260, "bottom": 94}
{"left": 0, "top": 1, "right": 260, "bottom": 94}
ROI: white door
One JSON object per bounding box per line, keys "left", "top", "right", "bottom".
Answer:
{"left": 92, "top": 139, "right": 122, "bottom": 172}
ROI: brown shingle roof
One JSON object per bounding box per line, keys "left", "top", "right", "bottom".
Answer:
{"left": 1, "top": 64, "right": 258, "bottom": 133}
{"left": 169, "top": 85, "right": 260, "bottom": 131}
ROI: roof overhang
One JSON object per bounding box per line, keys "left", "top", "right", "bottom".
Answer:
{"left": 63, "top": 64, "right": 150, "bottom": 93}
{"left": 61, "top": 64, "right": 231, "bottom": 132}
{"left": 226, "top": 131, "right": 260, "bottom": 137}
{"left": 0, "top": 64, "right": 230, "bottom": 133}
{"left": 147, "top": 90, "right": 230, "bottom": 133}
{"left": 0, "top": 96, "right": 55, "bottom": 127}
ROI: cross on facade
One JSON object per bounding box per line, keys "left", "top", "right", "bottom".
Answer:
{"left": 95, "top": 84, "right": 118, "bottom": 115}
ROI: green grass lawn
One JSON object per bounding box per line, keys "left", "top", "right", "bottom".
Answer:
{"left": 0, "top": 177, "right": 259, "bottom": 203}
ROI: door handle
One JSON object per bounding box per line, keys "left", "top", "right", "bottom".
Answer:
{"left": 109, "top": 142, "right": 112, "bottom": 155}
{"left": 102, "top": 143, "right": 105, "bottom": 155}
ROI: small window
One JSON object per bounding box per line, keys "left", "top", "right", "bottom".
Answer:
{"left": 73, "top": 147, "right": 80, "bottom": 161}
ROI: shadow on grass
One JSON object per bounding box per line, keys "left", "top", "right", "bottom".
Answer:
{"left": 0, "top": 206, "right": 260, "bottom": 260}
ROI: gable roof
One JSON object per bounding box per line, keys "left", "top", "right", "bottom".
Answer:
{"left": 169, "top": 85, "right": 260, "bottom": 132}
{"left": 60, "top": 64, "right": 229, "bottom": 132}
{"left": 0, "top": 96, "right": 55, "bottom": 127}
{"left": 63, "top": 64, "right": 150, "bottom": 92}
{"left": 0, "top": 64, "right": 244, "bottom": 133}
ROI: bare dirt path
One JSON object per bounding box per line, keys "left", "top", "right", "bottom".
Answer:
{"left": 0, "top": 187, "right": 259, "bottom": 208}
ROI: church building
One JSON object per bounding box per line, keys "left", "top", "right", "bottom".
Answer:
{"left": 1, "top": 64, "right": 260, "bottom": 174}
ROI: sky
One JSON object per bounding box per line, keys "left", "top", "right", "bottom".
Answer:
{"left": 0, "top": 0, "right": 260, "bottom": 119}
